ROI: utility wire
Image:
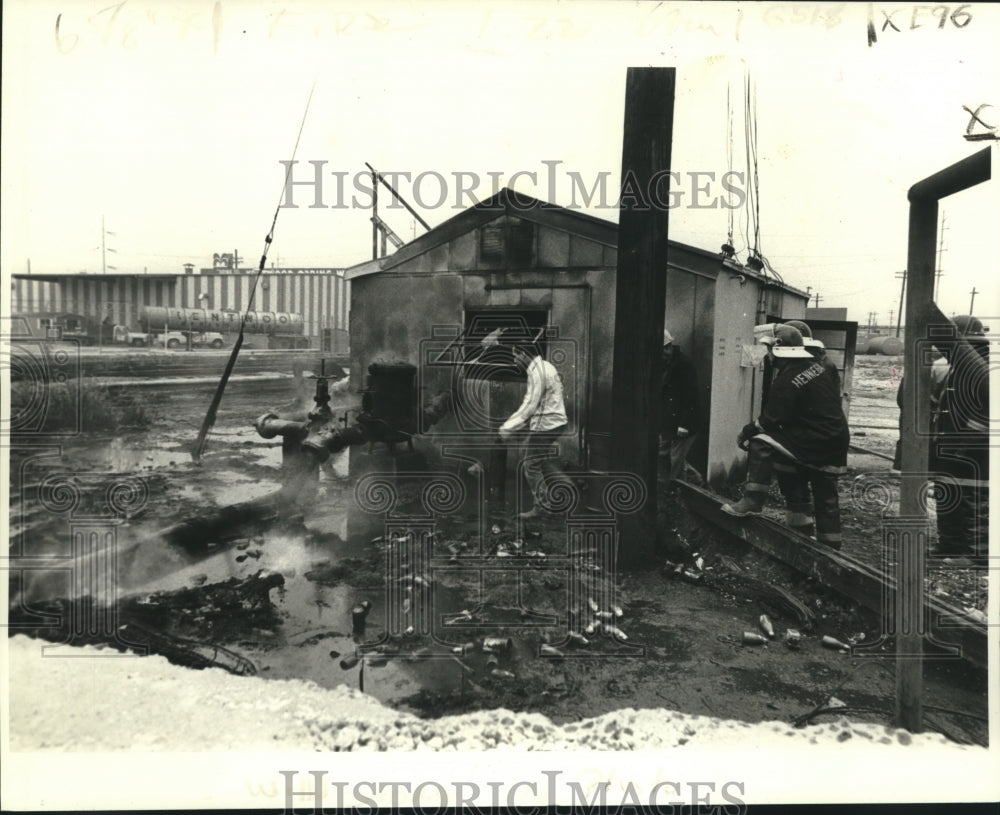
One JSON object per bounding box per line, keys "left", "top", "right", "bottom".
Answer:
{"left": 191, "top": 76, "right": 318, "bottom": 462}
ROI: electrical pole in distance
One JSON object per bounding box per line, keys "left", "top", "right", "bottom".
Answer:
{"left": 895, "top": 270, "right": 907, "bottom": 338}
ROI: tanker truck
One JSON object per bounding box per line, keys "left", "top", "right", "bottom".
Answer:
{"left": 137, "top": 307, "right": 308, "bottom": 349}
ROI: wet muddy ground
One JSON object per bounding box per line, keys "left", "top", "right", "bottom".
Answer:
{"left": 7, "top": 357, "right": 989, "bottom": 747}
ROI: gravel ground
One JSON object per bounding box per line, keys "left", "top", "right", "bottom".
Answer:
{"left": 7, "top": 635, "right": 977, "bottom": 753}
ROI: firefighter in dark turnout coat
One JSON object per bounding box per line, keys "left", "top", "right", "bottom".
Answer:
{"left": 929, "top": 315, "right": 990, "bottom": 562}
{"left": 722, "top": 324, "right": 850, "bottom": 548}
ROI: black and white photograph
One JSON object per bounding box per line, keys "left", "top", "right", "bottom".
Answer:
{"left": 1, "top": 0, "right": 998, "bottom": 809}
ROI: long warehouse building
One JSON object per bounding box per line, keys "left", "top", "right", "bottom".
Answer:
{"left": 9, "top": 267, "right": 349, "bottom": 351}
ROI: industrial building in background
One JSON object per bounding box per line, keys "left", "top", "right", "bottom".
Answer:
{"left": 9, "top": 261, "right": 350, "bottom": 353}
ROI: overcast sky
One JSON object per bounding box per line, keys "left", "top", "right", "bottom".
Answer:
{"left": 2, "top": 1, "right": 998, "bottom": 325}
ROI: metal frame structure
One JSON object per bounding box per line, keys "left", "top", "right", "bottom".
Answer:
{"left": 897, "top": 146, "right": 991, "bottom": 731}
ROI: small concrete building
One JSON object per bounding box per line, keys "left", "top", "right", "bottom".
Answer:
{"left": 346, "top": 189, "right": 812, "bottom": 488}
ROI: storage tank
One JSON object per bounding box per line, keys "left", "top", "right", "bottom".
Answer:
{"left": 140, "top": 307, "right": 304, "bottom": 334}
{"left": 866, "top": 335, "right": 904, "bottom": 356}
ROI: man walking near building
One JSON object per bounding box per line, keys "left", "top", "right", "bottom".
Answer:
{"left": 659, "top": 329, "right": 703, "bottom": 483}
{"left": 722, "top": 324, "right": 850, "bottom": 549}
{"left": 499, "top": 337, "right": 570, "bottom": 520}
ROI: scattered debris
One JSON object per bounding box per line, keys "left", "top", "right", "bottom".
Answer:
{"left": 482, "top": 637, "right": 512, "bottom": 653}
{"left": 117, "top": 622, "right": 257, "bottom": 676}
{"left": 758, "top": 615, "right": 775, "bottom": 639}
{"left": 821, "top": 635, "right": 850, "bottom": 652}
{"left": 784, "top": 629, "right": 802, "bottom": 649}
{"left": 742, "top": 631, "right": 768, "bottom": 646}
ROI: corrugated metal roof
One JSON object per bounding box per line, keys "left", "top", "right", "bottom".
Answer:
{"left": 344, "top": 187, "right": 810, "bottom": 300}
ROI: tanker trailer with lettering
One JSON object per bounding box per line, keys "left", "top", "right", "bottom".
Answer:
{"left": 139, "top": 307, "right": 307, "bottom": 349}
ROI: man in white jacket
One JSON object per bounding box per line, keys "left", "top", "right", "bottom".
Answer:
{"left": 498, "top": 340, "right": 569, "bottom": 519}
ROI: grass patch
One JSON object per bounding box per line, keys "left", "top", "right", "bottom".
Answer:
{"left": 9, "top": 380, "right": 154, "bottom": 435}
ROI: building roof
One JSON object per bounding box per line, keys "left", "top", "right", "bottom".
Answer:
{"left": 344, "top": 187, "right": 810, "bottom": 299}
{"left": 12, "top": 273, "right": 178, "bottom": 283}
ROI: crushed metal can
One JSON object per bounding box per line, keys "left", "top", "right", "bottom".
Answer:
{"left": 482, "top": 637, "right": 513, "bottom": 653}
{"left": 612, "top": 605, "right": 624, "bottom": 619}
{"left": 784, "top": 629, "right": 802, "bottom": 649}
{"left": 584, "top": 622, "right": 599, "bottom": 636}
{"left": 539, "top": 643, "right": 563, "bottom": 658}
{"left": 491, "top": 524, "right": 501, "bottom": 535}
{"left": 742, "top": 631, "right": 768, "bottom": 646}
{"left": 451, "top": 642, "right": 475, "bottom": 655}
{"left": 485, "top": 654, "right": 499, "bottom": 669}
{"left": 604, "top": 624, "right": 629, "bottom": 640}
{"left": 339, "top": 654, "right": 360, "bottom": 670}
{"left": 758, "top": 614, "right": 775, "bottom": 639}
{"left": 680, "top": 569, "right": 704, "bottom": 584}
{"left": 491, "top": 669, "right": 515, "bottom": 680}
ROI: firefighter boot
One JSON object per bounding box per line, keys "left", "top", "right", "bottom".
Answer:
{"left": 721, "top": 484, "right": 768, "bottom": 517}
{"left": 784, "top": 502, "right": 815, "bottom": 537}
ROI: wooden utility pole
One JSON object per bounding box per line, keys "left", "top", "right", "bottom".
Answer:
{"left": 969, "top": 287, "right": 979, "bottom": 313}
{"left": 372, "top": 168, "right": 379, "bottom": 260}
{"left": 933, "top": 212, "right": 948, "bottom": 301}
{"left": 895, "top": 270, "right": 907, "bottom": 337}
{"left": 611, "top": 67, "right": 675, "bottom": 569}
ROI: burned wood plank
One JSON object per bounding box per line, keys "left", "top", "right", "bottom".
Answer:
{"left": 676, "top": 481, "right": 987, "bottom": 668}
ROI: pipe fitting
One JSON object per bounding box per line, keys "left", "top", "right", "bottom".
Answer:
{"left": 255, "top": 412, "right": 308, "bottom": 440}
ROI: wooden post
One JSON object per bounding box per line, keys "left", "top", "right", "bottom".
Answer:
{"left": 897, "top": 146, "right": 991, "bottom": 732}
{"left": 611, "top": 67, "right": 675, "bottom": 569}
